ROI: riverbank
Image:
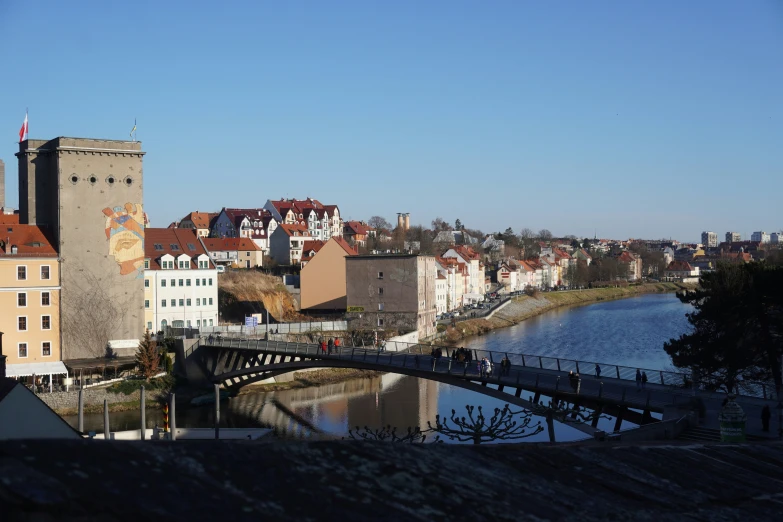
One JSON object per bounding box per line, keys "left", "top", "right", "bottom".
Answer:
{"left": 237, "top": 368, "right": 383, "bottom": 394}
{"left": 444, "top": 282, "right": 694, "bottom": 343}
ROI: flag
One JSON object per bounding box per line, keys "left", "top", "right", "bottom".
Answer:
{"left": 130, "top": 119, "right": 136, "bottom": 139}
{"left": 19, "top": 111, "right": 28, "bottom": 142}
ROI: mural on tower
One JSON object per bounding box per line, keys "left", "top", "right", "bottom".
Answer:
{"left": 103, "top": 203, "right": 145, "bottom": 277}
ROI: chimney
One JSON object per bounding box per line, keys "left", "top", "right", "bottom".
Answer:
{"left": 0, "top": 331, "right": 5, "bottom": 379}
{"left": 404, "top": 213, "right": 410, "bottom": 231}
{"left": 397, "top": 213, "right": 404, "bottom": 230}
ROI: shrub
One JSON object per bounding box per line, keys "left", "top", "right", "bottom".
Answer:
{"left": 107, "top": 375, "right": 175, "bottom": 395}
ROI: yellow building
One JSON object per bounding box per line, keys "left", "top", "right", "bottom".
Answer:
{"left": 0, "top": 225, "right": 66, "bottom": 388}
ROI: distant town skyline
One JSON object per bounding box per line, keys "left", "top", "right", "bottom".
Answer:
{"left": 1, "top": 1, "right": 781, "bottom": 242}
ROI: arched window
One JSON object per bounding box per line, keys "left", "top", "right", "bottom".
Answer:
{"left": 161, "top": 319, "right": 168, "bottom": 329}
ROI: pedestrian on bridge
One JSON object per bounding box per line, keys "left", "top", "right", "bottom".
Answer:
{"left": 636, "top": 369, "right": 642, "bottom": 391}
{"left": 641, "top": 371, "right": 648, "bottom": 389}
{"left": 595, "top": 364, "right": 601, "bottom": 379}
{"left": 320, "top": 339, "right": 327, "bottom": 354}
{"left": 328, "top": 338, "right": 334, "bottom": 355}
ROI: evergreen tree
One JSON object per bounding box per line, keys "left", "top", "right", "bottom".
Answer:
{"left": 136, "top": 330, "right": 160, "bottom": 380}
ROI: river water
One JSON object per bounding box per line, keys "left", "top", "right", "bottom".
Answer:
{"left": 66, "top": 294, "right": 692, "bottom": 443}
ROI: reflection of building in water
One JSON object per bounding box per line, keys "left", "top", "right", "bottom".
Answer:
{"left": 347, "top": 376, "right": 439, "bottom": 431}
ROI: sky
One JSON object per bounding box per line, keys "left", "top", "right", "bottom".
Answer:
{"left": 0, "top": 0, "right": 781, "bottom": 242}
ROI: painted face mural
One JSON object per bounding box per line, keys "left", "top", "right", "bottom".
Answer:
{"left": 103, "top": 203, "right": 145, "bottom": 277}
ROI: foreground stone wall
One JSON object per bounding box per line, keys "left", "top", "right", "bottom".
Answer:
{"left": 38, "top": 387, "right": 163, "bottom": 412}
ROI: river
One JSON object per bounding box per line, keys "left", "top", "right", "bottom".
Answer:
{"left": 66, "top": 293, "right": 692, "bottom": 443}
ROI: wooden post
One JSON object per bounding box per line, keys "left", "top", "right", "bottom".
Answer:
{"left": 546, "top": 411, "right": 556, "bottom": 443}
{"left": 140, "top": 386, "right": 146, "bottom": 440}
{"left": 103, "top": 399, "right": 110, "bottom": 439}
{"left": 170, "top": 394, "right": 177, "bottom": 441}
{"left": 215, "top": 384, "right": 220, "bottom": 440}
{"left": 77, "top": 389, "right": 84, "bottom": 433}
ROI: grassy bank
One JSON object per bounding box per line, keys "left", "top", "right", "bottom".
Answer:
{"left": 443, "top": 282, "right": 694, "bottom": 343}
{"left": 54, "top": 400, "right": 162, "bottom": 416}
{"left": 238, "top": 368, "right": 383, "bottom": 393}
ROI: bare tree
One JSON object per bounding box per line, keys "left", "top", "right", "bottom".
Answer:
{"left": 61, "top": 272, "right": 127, "bottom": 358}
{"left": 537, "top": 229, "right": 553, "bottom": 241}
{"left": 431, "top": 217, "right": 451, "bottom": 231}
{"left": 426, "top": 404, "right": 543, "bottom": 444}
{"left": 520, "top": 228, "right": 534, "bottom": 242}
{"left": 367, "top": 215, "right": 392, "bottom": 231}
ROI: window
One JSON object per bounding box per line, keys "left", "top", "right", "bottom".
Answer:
{"left": 209, "top": 319, "right": 214, "bottom": 326}
{"left": 246, "top": 252, "right": 250, "bottom": 256}
{"left": 170, "top": 299, "right": 176, "bottom": 307}
{"left": 378, "top": 303, "right": 384, "bottom": 311}
{"left": 170, "top": 244, "right": 180, "bottom": 251}
{"left": 202, "top": 278, "right": 206, "bottom": 286}
{"left": 378, "top": 271, "right": 383, "bottom": 279}
{"left": 144, "top": 260, "right": 150, "bottom": 269}
{"left": 179, "top": 260, "right": 187, "bottom": 269}
{"left": 186, "top": 279, "right": 191, "bottom": 287}
{"left": 147, "top": 321, "right": 153, "bottom": 330}
{"left": 41, "top": 292, "right": 50, "bottom": 306}
{"left": 186, "top": 298, "right": 192, "bottom": 306}
{"left": 187, "top": 243, "right": 196, "bottom": 251}
{"left": 40, "top": 265, "right": 50, "bottom": 280}
{"left": 197, "top": 319, "right": 201, "bottom": 327}
{"left": 18, "top": 292, "right": 26, "bottom": 307}
{"left": 144, "top": 279, "right": 150, "bottom": 288}
{"left": 161, "top": 279, "right": 167, "bottom": 287}
{"left": 41, "top": 315, "right": 51, "bottom": 330}
{"left": 179, "top": 299, "right": 184, "bottom": 307}
{"left": 18, "top": 316, "right": 27, "bottom": 331}
{"left": 145, "top": 299, "right": 150, "bottom": 308}
{"left": 208, "top": 278, "right": 213, "bottom": 286}
{"left": 377, "top": 318, "right": 384, "bottom": 327}
{"left": 178, "top": 279, "right": 184, "bottom": 287}
{"left": 209, "top": 298, "right": 213, "bottom": 305}
{"left": 196, "top": 279, "right": 200, "bottom": 286}
{"left": 154, "top": 243, "right": 164, "bottom": 251}
{"left": 42, "top": 342, "right": 51, "bottom": 357}
{"left": 18, "top": 343, "right": 28, "bottom": 358}
{"left": 196, "top": 298, "right": 201, "bottom": 306}
{"left": 186, "top": 320, "right": 191, "bottom": 327}
{"left": 161, "top": 300, "right": 167, "bottom": 308}
{"left": 171, "top": 279, "right": 176, "bottom": 287}
{"left": 17, "top": 266, "right": 27, "bottom": 280}
{"left": 379, "top": 288, "right": 384, "bottom": 295}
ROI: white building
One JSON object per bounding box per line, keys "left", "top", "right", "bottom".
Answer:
{"left": 751, "top": 231, "right": 770, "bottom": 243}
{"left": 725, "top": 232, "right": 741, "bottom": 243}
{"left": 144, "top": 229, "right": 219, "bottom": 331}
{"left": 435, "top": 273, "right": 448, "bottom": 315}
{"left": 264, "top": 198, "right": 342, "bottom": 242}
{"left": 269, "top": 224, "right": 312, "bottom": 265}
{"left": 701, "top": 231, "right": 717, "bottom": 248}
{"left": 442, "top": 246, "right": 485, "bottom": 301}
{"left": 771, "top": 232, "right": 782, "bottom": 244}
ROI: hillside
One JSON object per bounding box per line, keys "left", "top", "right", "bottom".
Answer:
{"left": 218, "top": 271, "right": 302, "bottom": 323}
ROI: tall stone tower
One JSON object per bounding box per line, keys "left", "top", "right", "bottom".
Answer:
{"left": 0, "top": 159, "right": 5, "bottom": 209}
{"left": 16, "top": 138, "right": 145, "bottom": 359}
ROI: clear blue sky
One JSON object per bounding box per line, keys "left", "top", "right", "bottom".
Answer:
{"left": 1, "top": 0, "right": 781, "bottom": 242}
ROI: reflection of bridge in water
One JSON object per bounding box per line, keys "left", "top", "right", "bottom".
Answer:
{"left": 224, "top": 373, "right": 437, "bottom": 439}
{"left": 183, "top": 337, "right": 778, "bottom": 442}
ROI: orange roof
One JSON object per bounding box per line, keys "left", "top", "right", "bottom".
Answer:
{"left": 332, "top": 237, "right": 358, "bottom": 256}
{"left": 666, "top": 260, "right": 693, "bottom": 271}
{"left": 202, "top": 237, "right": 261, "bottom": 252}
{"left": 183, "top": 211, "right": 216, "bottom": 229}
{"left": 144, "top": 228, "right": 213, "bottom": 270}
{"left": 0, "top": 213, "right": 20, "bottom": 225}
{"left": 344, "top": 221, "right": 371, "bottom": 236}
{"left": 0, "top": 225, "right": 57, "bottom": 257}
{"left": 278, "top": 224, "right": 310, "bottom": 237}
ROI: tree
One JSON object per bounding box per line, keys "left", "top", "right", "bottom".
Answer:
{"left": 570, "top": 239, "right": 581, "bottom": 250}
{"left": 454, "top": 218, "right": 463, "bottom": 230}
{"left": 537, "top": 229, "right": 553, "bottom": 241}
{"left": 431, "top": 217, "right": 451, "bottom": 231}
{"left": 367, "top": 215, "right": 392, "bottom": 231}
{"left": 136, "top": 330, "right": 160, "bottom": 379}
{"left": 664, "top": 262, "right": 783, "bottom": 393}
{"left": 427, "top": 404, "right": 543, "bottom": 445}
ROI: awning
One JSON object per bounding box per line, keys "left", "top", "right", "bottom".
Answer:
{"left": 5, "top": 361, "right": 69, "bottom": 378}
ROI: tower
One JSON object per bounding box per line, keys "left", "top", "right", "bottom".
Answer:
{"left": 397, "top": 213, "right": 404, "bottom": 230}
{"left": 16, "top": 137, "right": 145, "bottom": 359}
{"left": 403, "top": 213, "right": 410, "bottom": 231}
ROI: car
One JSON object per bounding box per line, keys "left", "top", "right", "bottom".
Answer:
{"left": 216, "top": 265, "right": 226, "bottom": 273}
{"left": 452, "top": 311, "right": 460, "bottom": 317}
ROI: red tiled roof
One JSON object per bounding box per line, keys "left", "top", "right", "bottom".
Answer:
{"left": 0, "top": 213, "right": 21, "bottom": 225}
{"left": 278, "top": 224, "right": 310, "bottom": 237}
{"left": 183, "top": 211, "right": 215, "bottom": 229}
{"left": 344, "top": 221, "right": 371, "bottom": 236}
{"left": 666, "top": 260, "right": 693, "bottom": 272}
{"left": 202, "top": 237, "right": 261, "bottom": 252}
{"left": 0, "top": 225, "right": 57, "bottom": 257}
{"left": 618, "top": 251, "right": 636, "bottom": 263}
{"left": 332, "top": 237, "right": 358, "bottom": 255}
{"left": 144, "top": 228, "right": 213, "bottom": 270}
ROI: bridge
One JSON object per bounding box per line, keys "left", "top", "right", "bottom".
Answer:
{"left": 182, "top": 337, "right": 777, "bottom": 442}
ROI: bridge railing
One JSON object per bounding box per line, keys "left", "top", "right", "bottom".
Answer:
{"left": 195, "top": 336, "right": 777, "bottom": 400}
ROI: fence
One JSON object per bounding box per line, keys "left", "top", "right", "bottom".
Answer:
{"left": 202, "top": 320, "right": 348, "bottom": 336}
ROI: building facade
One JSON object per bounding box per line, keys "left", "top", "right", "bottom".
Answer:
{"left": 202, "top": 237, "right": 263, "bottom": 268}
{"left": 725, "top": 232, "right": 742, "bottom": 243}
{"left": 701, "top": 231, "right": 718, "bottom": 248}
{"left": 269, "top": 224, "right": 311, "bottom": 265}
{"left": 346, "top": 254, "right": 437, "bottom": 339}
{"left": 143, "top": 229, "right": 218, "bottom": 332}
{"left": 0, "top": 225, "right": 61, "bottom": 371}
{"left": 300, "top": 237, "right": 357, "bottom": 311}
{"left": 751, "top": 231, "right": 770, "bottom": 243}
{"left": 16, "top": 138, "right": 145, "bottom": 359}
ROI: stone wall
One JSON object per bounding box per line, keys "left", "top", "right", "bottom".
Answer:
{"left": 38, "top": 387, "right": 163, "bottom": 413}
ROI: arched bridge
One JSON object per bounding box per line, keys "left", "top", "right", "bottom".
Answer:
{"left": 181, "top": 336, "right": 776, "bottom": 441}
